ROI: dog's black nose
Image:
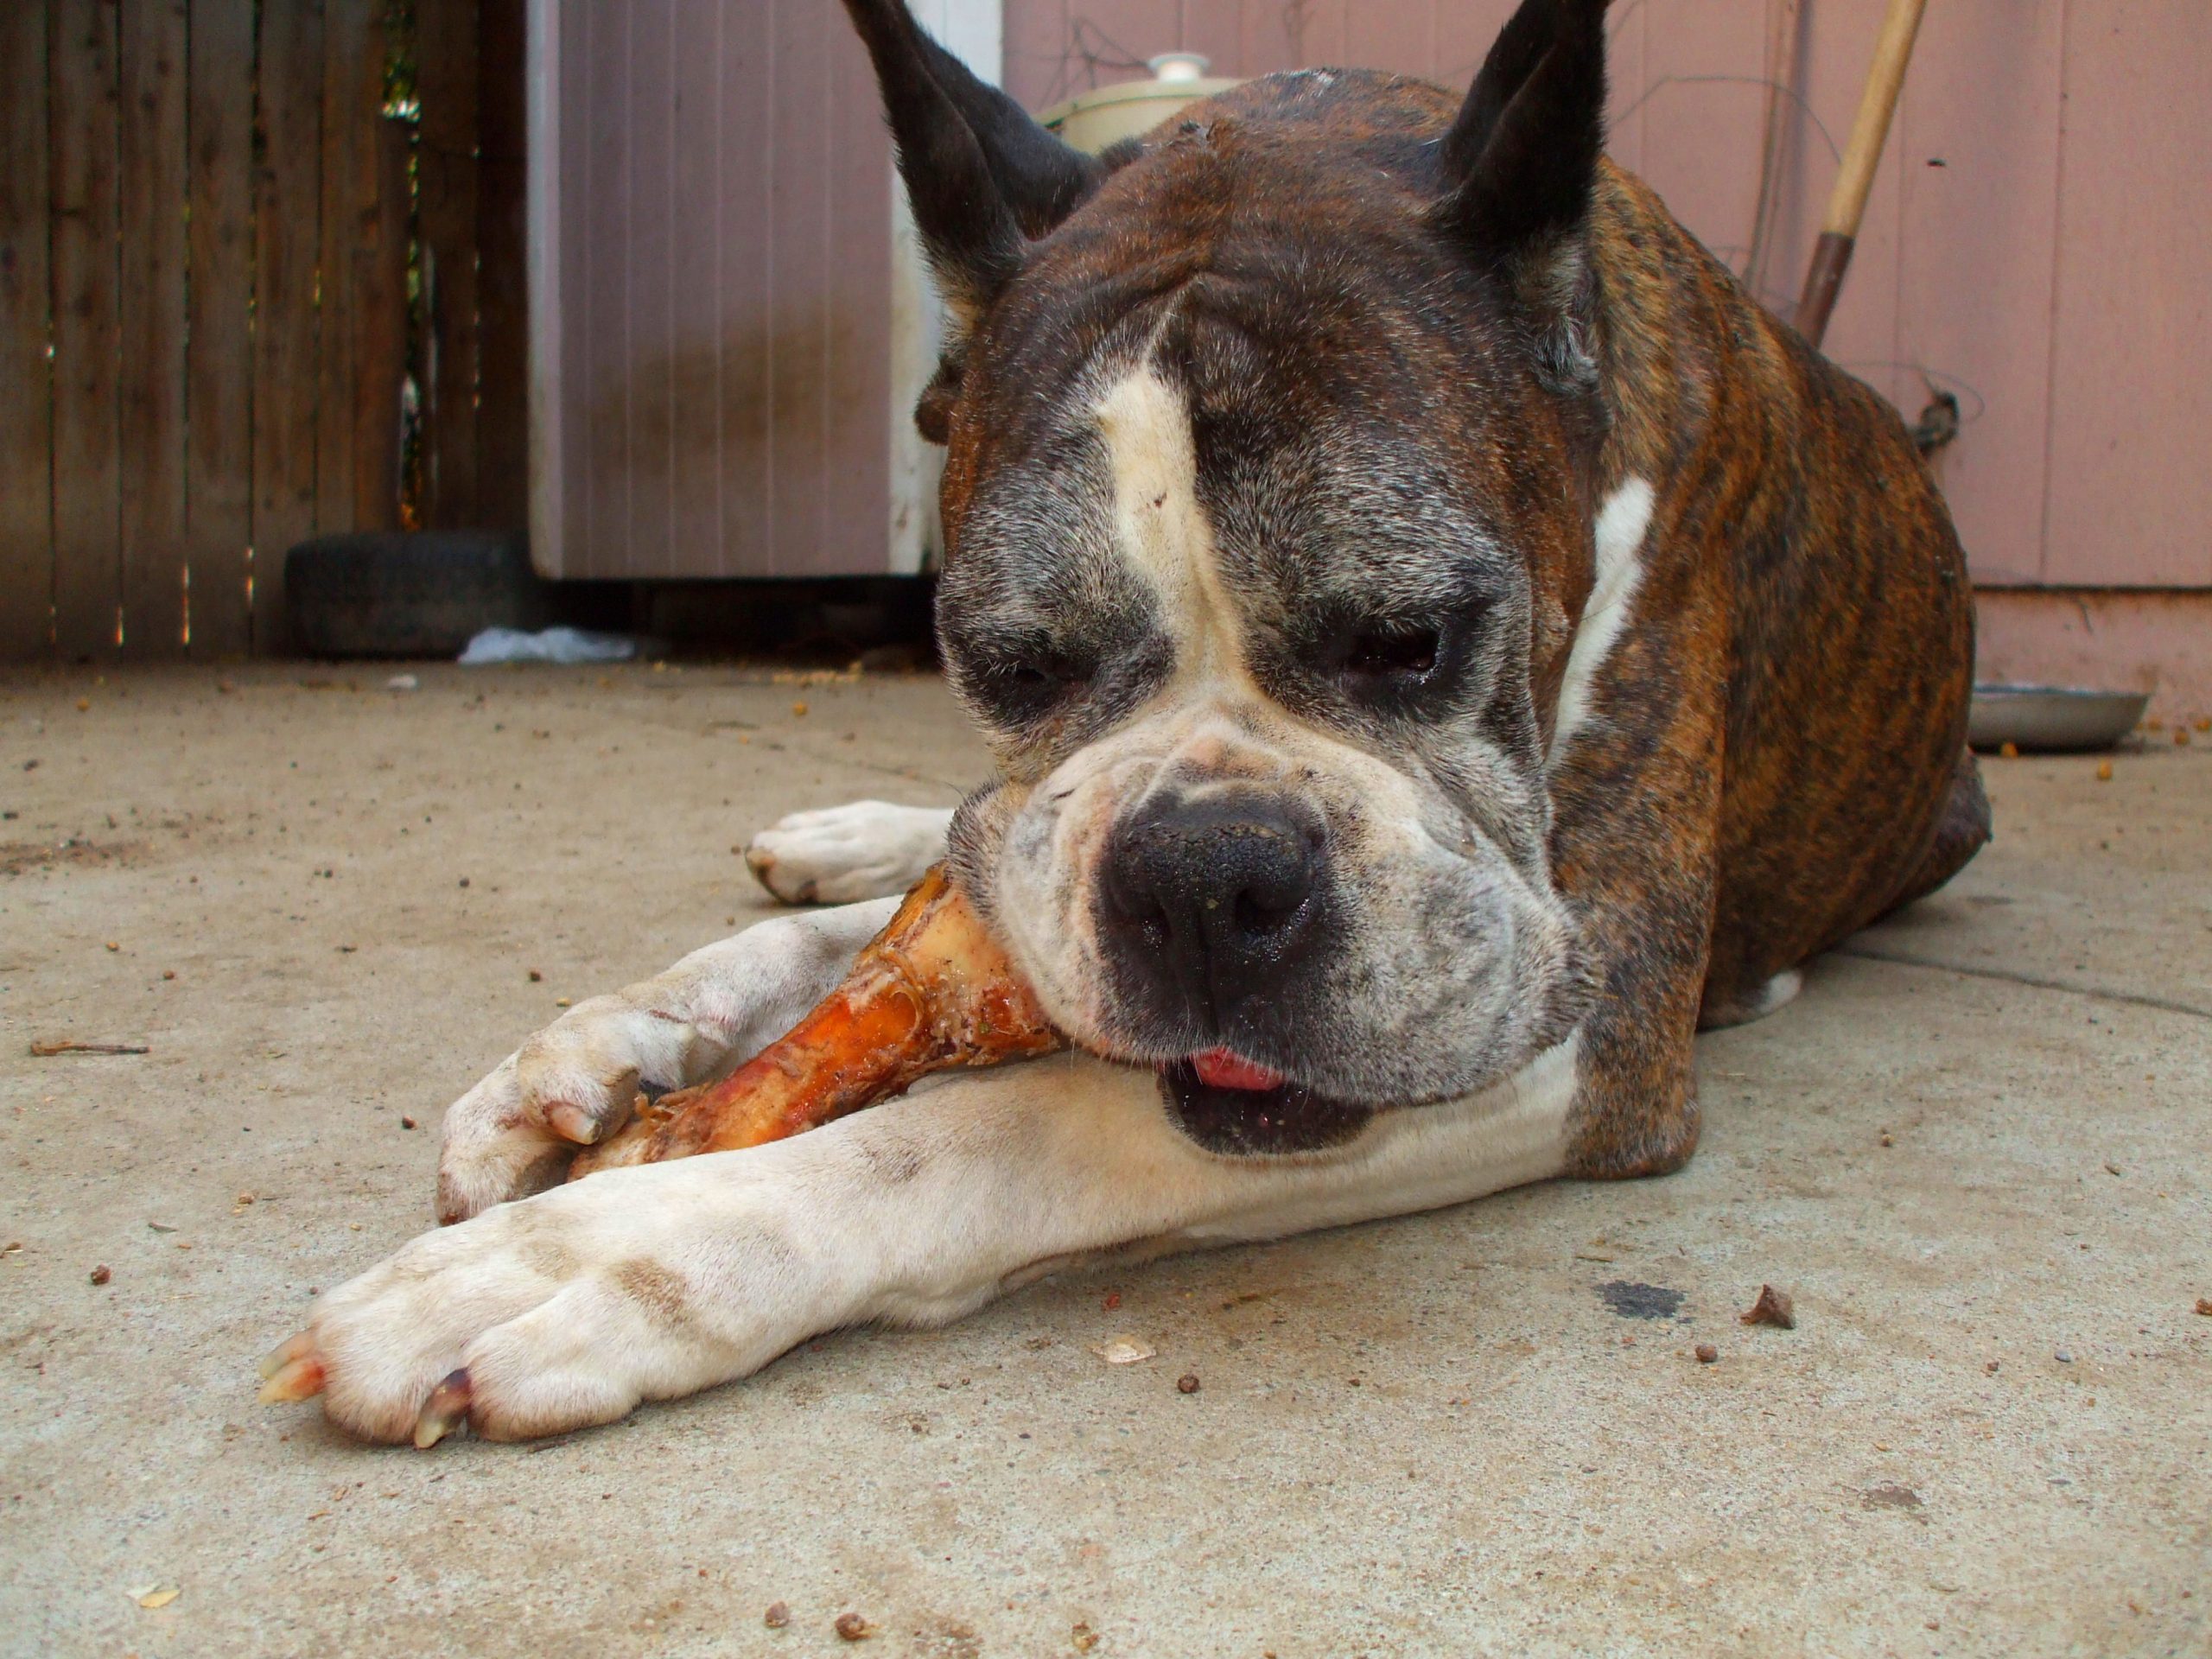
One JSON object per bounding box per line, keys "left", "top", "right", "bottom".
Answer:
{"left": 1103, "top": 792, "right": 1322, "bottom": 1021}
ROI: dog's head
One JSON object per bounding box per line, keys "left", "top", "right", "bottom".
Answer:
{"left": 844, "top": 0, "right": 1613, "bottom": 1151}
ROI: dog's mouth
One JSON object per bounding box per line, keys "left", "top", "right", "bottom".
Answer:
{"left": 1157, "top": 1047, "right": 1375, "bottom": 1156}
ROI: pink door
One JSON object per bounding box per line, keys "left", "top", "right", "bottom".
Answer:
{"left": 531, "top": 0, "right": 893, "bottom": 578}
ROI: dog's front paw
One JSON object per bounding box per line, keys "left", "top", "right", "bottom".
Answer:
{"left": 434, "top": 995, "right": 715, "bottom": 1224}
{"left": 263, "top": 1161, "right": 813, "bottom": 1444}
{"left": 744, "top": 800, "right": 952, "bottom": 905}
{"left": 434, "top": 906, "right": 893, "bottom": 1224}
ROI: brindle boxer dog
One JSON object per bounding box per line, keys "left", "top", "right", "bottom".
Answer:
{"left": 270, "top": 0, "right": 1986, "bottom": 1444}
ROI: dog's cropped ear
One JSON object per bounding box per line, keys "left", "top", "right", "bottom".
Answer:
{"left": 840, "top": 0, "right": 1103, "bottom": 322}
{"left": 1433, "top": 0, "right": 1608, "bottom": 268}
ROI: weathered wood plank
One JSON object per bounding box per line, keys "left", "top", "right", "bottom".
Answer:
{"left": 474, "top": 0, "right": 529, "bottom": 530}
{"left": 0, "top": 3, "right": 54, "bottom": 658}
{"left": 349, "top": 108, "right": 409, "bottom": 530}
{"left": 184, "top": 0, "right": 256, "bottom": 655}
{"left": 251, "top": 0, "right": 325, "bottom": 652}
{"left": 544, "top": 0, "right": 593, "bottom": 572}
{"left": 317, "top": 0, "right": 376, "bottom": 533}
{"left": 48, "top": 0, "right": 123, "bottom": 660}
{"left": 418, "top": 0, "right": 482, "bottom": 526}
{"left": 118, "top": 0, "right": 190, "bottom": 657}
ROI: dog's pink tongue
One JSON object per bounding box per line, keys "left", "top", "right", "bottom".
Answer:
{"left": 1191, "top": 1048, "right": 1287, "bottom": 1091}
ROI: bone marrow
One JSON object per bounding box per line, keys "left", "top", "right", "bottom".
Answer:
{"left": 568, "top": 865, "right": 1062, "bottom": 1176}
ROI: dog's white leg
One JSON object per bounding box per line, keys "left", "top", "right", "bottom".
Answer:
{"left": 744, "top": 800, "right": 954, "bottom": 905}
{"left": 307, "top": 1036, "right": 1579, "bottom": 1442}
{"left": 434, "top": 899, "right": 899, "bottom": 1223}
{"left": 872, "top": 1034, "right": 1580, "bottom": 1321}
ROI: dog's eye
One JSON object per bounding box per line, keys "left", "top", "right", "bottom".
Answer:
{"left": 1001, "top": 654, "right": 1088, "bottom": 690}
{"left": 967, "top": 648, "right": 1092, "bottom": 724}
{"left": 1341, "top": 626, "right": 1441, "bottom": 679}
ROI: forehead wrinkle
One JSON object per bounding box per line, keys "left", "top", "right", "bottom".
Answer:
{"left": 954, "top": 507, "right": 1081, "bottom": 626}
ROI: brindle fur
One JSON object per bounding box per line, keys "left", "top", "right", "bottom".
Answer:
{"left": 1554, "top": 160, "right": 1980, "bottom": 1175}
{"left": 863, "top": 0, "right": 1986, "bottom": 1179}
{"left": 278, "top": 0, "right": 1996, "bottom": 1450}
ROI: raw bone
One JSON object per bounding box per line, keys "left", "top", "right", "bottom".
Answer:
{"left": 568, "top": 865, "right": 1063, "bottom": 1177}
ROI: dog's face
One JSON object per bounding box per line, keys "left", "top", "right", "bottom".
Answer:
{"left": 844, "top": 0, "right": 1611, "bottom": 1149}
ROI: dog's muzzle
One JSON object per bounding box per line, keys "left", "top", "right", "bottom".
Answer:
{"left": 1100, "top": 787, "right": 1327, "bottom": 1039}
{"left": 1092, "top": 786, "right": 1384, "bottom": 1154}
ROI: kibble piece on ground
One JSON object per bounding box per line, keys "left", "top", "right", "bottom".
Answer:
{"left": 1177, "top": 1372, "right": 1201, "bottom": 1394}
{"left": 763, "top": 1601, "right": 790, "bottom": 1629}
{"left": 834, "top": 1611, "right": 871, "bottom": 1640}
{"left": 1742, "top": 1284, "right": 1796, "bottom": 1329}
{"left": 1694, "top": 1343, "right": 1719, "bottom": 1363}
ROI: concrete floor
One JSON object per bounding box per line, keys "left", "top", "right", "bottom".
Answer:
{"left": 1, "top": 663, "right": 2206, "bottom": 1658}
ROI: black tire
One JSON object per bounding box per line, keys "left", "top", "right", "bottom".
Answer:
{"left": 283, "top": 531, "right": 556, "bottom": 658}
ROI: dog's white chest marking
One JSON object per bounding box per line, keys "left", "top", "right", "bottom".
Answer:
{"left": 1548, "top": 476, "right": 1656, "bottom": 765}
{"left": 1095, "top": 365, "right": 1249, "bottom": 690}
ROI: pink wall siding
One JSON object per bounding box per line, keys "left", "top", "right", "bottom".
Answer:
{"left": 543, "top": 2, "right": 2202, "bottom": 587}
{"left": 1004, "top": 0, "right": 2211, "bottom": 590}
{"left": 2038, "top": 2, "right": 2212, "bottom": 588}
{"left": 544, "top": 0, "right": 891, "bottom": 578}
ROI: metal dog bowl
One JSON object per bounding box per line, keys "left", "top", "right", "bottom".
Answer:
{"left": 1967, "top": 683, "right": 2148, "bottom": 753}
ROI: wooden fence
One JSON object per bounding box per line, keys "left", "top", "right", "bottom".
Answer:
{"left": 0, "top": 0, "right": 526, "bottom": 663}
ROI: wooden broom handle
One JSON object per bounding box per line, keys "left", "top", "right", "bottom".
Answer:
{"left": 1794, "top": 0, "right": 1929, "bottom": 347}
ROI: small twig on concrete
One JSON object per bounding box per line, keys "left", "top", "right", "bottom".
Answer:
{"left": 28, "top": 1040, "right": 149, "bottom": 1057}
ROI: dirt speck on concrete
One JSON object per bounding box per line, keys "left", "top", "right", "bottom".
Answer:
{"left": 1599, "top": 1281, "right": 1683, "bottom": 1320}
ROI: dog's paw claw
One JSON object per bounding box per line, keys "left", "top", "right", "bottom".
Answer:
{"left": 257, "top": 1335, "right": 327, "bottom": 1404}
{"left": 543, "top": 1100, "right": 606, "bottom": 1145}
{"left": 257, "top": 1330, "right": 315, "bottom": 1380}
{"left": 414, "top": 1368, "right": 474, "bottom": 1448}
